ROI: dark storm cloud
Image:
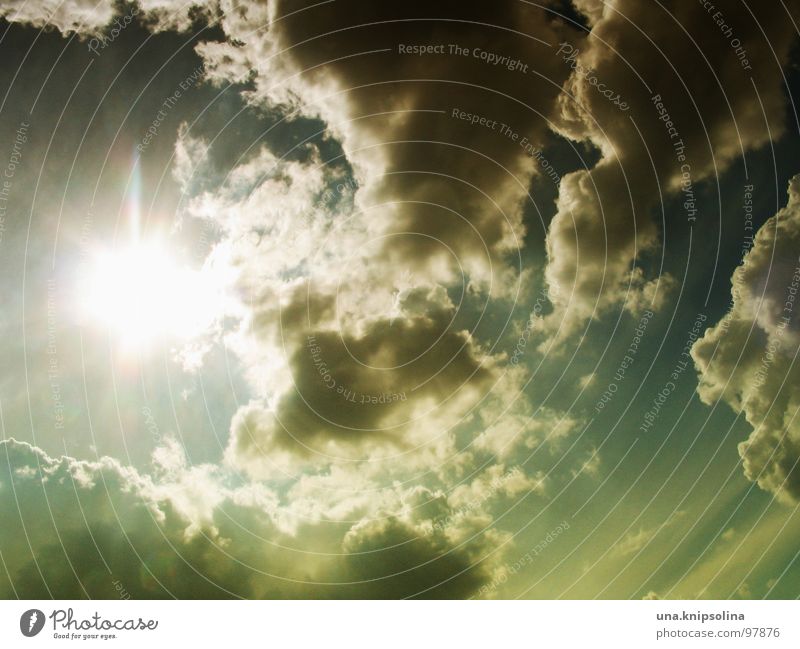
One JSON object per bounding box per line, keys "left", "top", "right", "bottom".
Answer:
{"left": 175, "top": 0, "right": 599, "bottom": 483}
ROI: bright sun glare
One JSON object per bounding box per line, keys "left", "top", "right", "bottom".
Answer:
{"left": 80, "top": 241, "right": 220, "bottom": 351}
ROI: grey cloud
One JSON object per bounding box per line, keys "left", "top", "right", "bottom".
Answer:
{"left": 198, "top": 0, "right": 583, "bottom": 289}
{"left": 225, "top": 287, "right": 499, "bottom": 478}
{"left": 692, "top": 176, "right": 800, "bottom": 503}
{"left": 0, "top": 438, "right": 505, "bottom": 598}
{"left": 334, "top": 515, "right": 503, "bottom": 599}
{"left": 543, "top": 0, "right": 797, "bottom": 341}
{"left": 0, "top": 437, "right": 270, "bottom": 597}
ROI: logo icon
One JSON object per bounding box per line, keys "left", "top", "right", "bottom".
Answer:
{"left": 20, "top": 609, "right": 45, "bottom": 637}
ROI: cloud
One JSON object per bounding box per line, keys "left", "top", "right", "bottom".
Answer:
{"left": 623, "top": 269, "right": 676, "bottom": 316}
{"left": 692, "top": 176, "right": 800, "bottom": 503}
{"left": 473, "top": 400, "right": 583, "bottom": 460}
{"left": 8, "top": 0, "right": 789, "bottom": 598}
{"left": 0, "top": 0, "right": 218, "bottom": 35}
{"left": 610, "top": 511, "right": 686, "bottom": 559}
{"left": 172, "top": 119, "right": 574, "bottom": 493}
{"left": 0, "top": 0, "right": 116, "bottom": 33}
{"left": 0, "top": 437, "right": 280, "bottom": 597}
{"left": 222, "top": 275, "right": 501, "bottom": 477}
{"left": 137, "top": 1, "right": 672, "bottom": 516}
{"left": 167, "top": 93, "right": 573, "bottom": 591}
{"left": 0, "top": 437, "right": 516, "bottom": 598}
{"left": 193, "top": 0, "right": 587, "bottom": 293}
{"left": 541, "top": 0, "right": 797, "bottom": 343}
{"left": 336, "top": 514, "right": 508, "bottom": 599}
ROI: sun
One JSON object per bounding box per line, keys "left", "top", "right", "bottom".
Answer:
{"left": 80, "top": 240, "right": 221, "bottom": 351}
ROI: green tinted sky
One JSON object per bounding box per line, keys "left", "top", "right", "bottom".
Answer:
{"left": 0, "top": 0, "right": 799, "bottom": 599}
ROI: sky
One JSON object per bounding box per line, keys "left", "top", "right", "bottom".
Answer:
{"left": 0, "top": 0, "right": 799, "bottom": 599}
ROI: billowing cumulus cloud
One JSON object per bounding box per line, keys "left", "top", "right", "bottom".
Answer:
{"left": 0, "top": 438, "right": 518, "bottom": 598}
{"left": 194, "top": 0, "right": 583, "bottom": 293}
{"left": 336, "top": 515, "right": 507, "bottom": 599}
{"left": 169, "top": 120, "right": 574, "bottom": 494}
{"left": 168, "top": 0, "right": 800, "bottom": 362}
{"left": 226, "top": 301, "right": 499, "bottom": 478}
{"left": 0, "top": 437, "right": 278, "bottom": 598}
{"left": 163, "top": 109, "right": 575, "bottom": 592}
{"left": 162, "top": 2, "right": 603, "bottom": 495}
{"left": 692, "top": 176, "right": 800, "bottom": 503}
{"left": 542, "top": 0, "right": 796, "bottom": 342}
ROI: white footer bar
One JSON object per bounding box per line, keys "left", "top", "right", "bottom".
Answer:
{"left": 1, "top": 600, "right": 797, "bottom": 648}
